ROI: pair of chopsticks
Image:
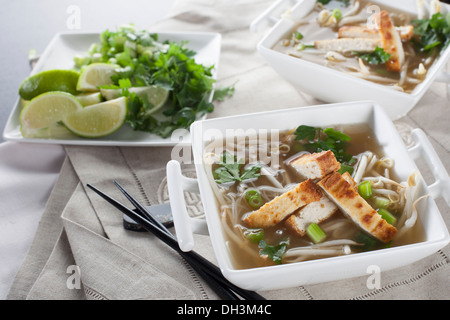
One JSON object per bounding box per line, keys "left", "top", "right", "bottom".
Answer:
{"left": 86, "top": 180, "right": 265, "bottom": 301}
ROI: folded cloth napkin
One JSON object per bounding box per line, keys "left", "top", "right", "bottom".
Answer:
{"left": 7, "top": 0, "right": 450, "bottom": 300}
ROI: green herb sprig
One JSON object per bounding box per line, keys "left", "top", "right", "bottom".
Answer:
{"left": 413, "top": 12, "right": 450, "bottom": 53}
{"left": 214, "top": 152, "right": 261, "bottom": 185}
{"left": 258, "top": 239, "right": 289, "bottom": 265}
{"left": 356, "top": 46, "right": 391, "bottom": 65}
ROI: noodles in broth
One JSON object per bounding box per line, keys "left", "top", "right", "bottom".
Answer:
{"left": 272, "top": 0, "right": 449, "bottom": 93}
{"left": 203, "top": 124, "right": 425, "bottom": 269}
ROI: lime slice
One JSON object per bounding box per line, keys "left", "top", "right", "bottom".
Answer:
{"left": 20, "top": 91, "right": 83, "bottom": 137}
{"left": 62, "top": 97, "right": 128, "bottom": 138}
{"left": 22, "top": 122, "right": 76, "bottom": 139}
{"left": 19, "top": 69, "right": 80, "bottom": 100}
{"left": 101, "top": 85, "right": 169, "bottom": 115}
{"left": 76, "top": 63, "right": 119, "bottom": 92}
{"left": 76, "top": 92, "right": 103, "bottom": 106}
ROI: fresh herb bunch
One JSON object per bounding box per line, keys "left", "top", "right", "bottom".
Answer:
{"left": 214, "top": 151, "right": 262, "bottom": 185}
{"left": 294, "top": 125, "right": 356, "bottom": 174}
{"left": 77, "top": 25, "right": 220, "bottom": 138}
{"left": 357, "top": 46, "right": 391, "bottom": 65}
{"left": 413, "top": 12, "right": 450, "bottom": 53}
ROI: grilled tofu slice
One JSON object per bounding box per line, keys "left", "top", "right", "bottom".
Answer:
{"left": 290, "top": 150, "right": 341, "bottom": 180}
{"left": 337, "top": 25, "right": 414, "bottom": 41}
{"left": 318, "top": 172, "right": 397, "bottom": 243}
{"left": 375, "top": 10, "right": 405, "bottom": 72}
{"left": 243, "top": 179, "right": 322, "bottom": 228}
{"left": 314, "top": 38, "right": 382, "bottom": 53}
{"left": 285, "top": 195, "right": 338, "bottom": 237}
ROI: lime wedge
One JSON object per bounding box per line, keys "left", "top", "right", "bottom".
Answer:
{"left": 76, "top": 63, "right": 119, "bottom": 92}
{"left": 20, "top": 91, "right": 83, "bottom": 137}
{"left": 76, "top": 92, "right": 103, "bottom": 106}
{"left": 101, "top": 85, "right": 169, "bottom": 115}
{"left": 62, "top": 97, "right": 128, "bottom": 138}
{"left": 19, "top": 69, "right": 80, "bottom": 100}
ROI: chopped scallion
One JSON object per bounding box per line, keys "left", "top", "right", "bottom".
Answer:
{"left": 306, "top": 223, "right": 327, "bottom": 244}
{"left": 332, "top": 9, "right": 342, "bottom": 20}
{"left": 358, "top": 180, "right": 373, "bottom": 200}
{"left": 295, "top": 43, "right": 316, "bottom": 51}
{"left": 248, "top": 195, "right": 263, "bottom": 209}
{"left": 373, "top": 196, "right": 390, "bottom": 210}
{"left": 245, "top": 190, "right": 263, "bottom": 209}
{"left": 378, "top": 208, "right": 397, "bottom": 226}
{"left": 245, "top": 189, "right": 259, "bottom": 200}
{"left": 293, "top": 31, "right": 304, "bottom": 40}
{"left": 244, "top": 229, "right": 264, "bottom": 244}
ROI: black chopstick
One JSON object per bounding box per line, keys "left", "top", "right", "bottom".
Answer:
{"left": 110, "top": 181, "right": 241, "bottom": 300}
{"left": 111, "top": 180, "right": 265, "bottom": 300}
{"left": 86, "top": 183, "right": 265, "bottom": 300}
{"left": 86, "top": 183, "right": 239, "bottom": 300}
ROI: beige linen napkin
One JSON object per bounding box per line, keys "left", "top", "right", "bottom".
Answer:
{"left": 8, "top": 0, "right": 450, "bottom": 300}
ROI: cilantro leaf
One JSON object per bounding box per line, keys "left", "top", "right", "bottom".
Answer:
{"left": 357, "top": 47, "right": 391, "bottom": 65}
{"left": 413, "top": 12, "right": 450, "bottom": 53}
{"left": 214, "top": 152, "right": 261, "bottom": 185}
{"left": 258, "top": 239, "right": 289, "bottom": 265}
{"left": 295, "top": 125, "right": 318, "bottom": 141}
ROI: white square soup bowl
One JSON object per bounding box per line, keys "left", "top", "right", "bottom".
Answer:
{"left": 166, "top": 101, "right": 450, "bottom": 291}
{"left": 253, "top": 0, "right": 450, "bottom": 120}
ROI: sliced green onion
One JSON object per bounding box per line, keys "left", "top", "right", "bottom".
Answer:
{"left": 293, "top": 31, "right": 304, "bottom": 40}
{"left": 295, "top": 43, "right": 316, "bottom": 51}
{"left": 378, "top": 208, "right": 397, "bottom": 226}
{"left": 373, "top": 196, "right": 390, "bottom": 209}
{"left": 306, "top": 223, "right": 327, "bottom": 244}
{"left": 248, "top": 195, "right": 263, "bottom": 209}
{"left": 358, "top": 180, "right": 373, "bottom": 200}
{"left": 333, "top": 8, "right": 342, "bottom": 20}
{"left": 245, "top": 190, "right": 263, "bottom": 209}
{"left": 244, "top": 228, "right": 264, "bottom": 244}
{"left": 245, "top": 189, "right": 259, "bottom": 200}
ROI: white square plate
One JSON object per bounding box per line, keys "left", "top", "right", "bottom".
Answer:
{"left": 3, "top": 31, "right": 221, "bottom": 146}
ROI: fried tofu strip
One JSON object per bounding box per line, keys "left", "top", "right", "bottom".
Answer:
{"left": 290, "top": 150, "right": 341, "bottom": 180}
{"left": 314, "top": 38, "right": 382, "bottom": 53}
{"left": 337, "top": 25, "right": 414, "bottom": 41}
{"left": 243, "top": 179, "right": 322, "bottom": 228}
{"left": 285, "top": 195, "right": 338, "bottom": 237}
{"left": 318, "top": 172, "right": 397, "bottom": 243}
{"left": 375, "top": 10, "right": 405, "bottom": 72}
